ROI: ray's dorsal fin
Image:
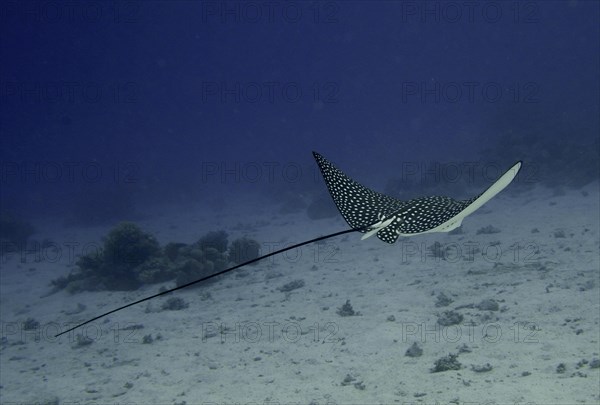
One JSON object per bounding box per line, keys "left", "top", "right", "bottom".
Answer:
{"left": 313, "top": 152, "right": 522, "bottom": 243}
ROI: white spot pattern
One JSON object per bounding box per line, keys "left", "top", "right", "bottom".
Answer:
{"left": 313, "top": 152, "right": 479, "bottom": 244}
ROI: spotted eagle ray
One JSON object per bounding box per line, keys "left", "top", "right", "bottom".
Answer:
{"left": 313, "top": 152, "right": 522, "bottom": 243}
{"left": 56, "top": 152, "right": 521, "bottom": 337}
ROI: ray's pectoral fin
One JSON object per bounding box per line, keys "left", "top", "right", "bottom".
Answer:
{"left": 422, "top": 160, "right": 522, "bottom": 235}
{"left": 313, "top": 151, "right": 522, "bottom": 243}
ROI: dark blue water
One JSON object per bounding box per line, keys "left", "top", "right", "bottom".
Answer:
{"left": 1, "top": 3, "right": 599, "bottom": 403}
{"left": 1, "top": 0, "right": 598, "bottom": 221}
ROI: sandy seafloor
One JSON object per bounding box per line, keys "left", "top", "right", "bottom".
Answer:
{"left": 1, "top": 182, "right": 599, "bottom": 405}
